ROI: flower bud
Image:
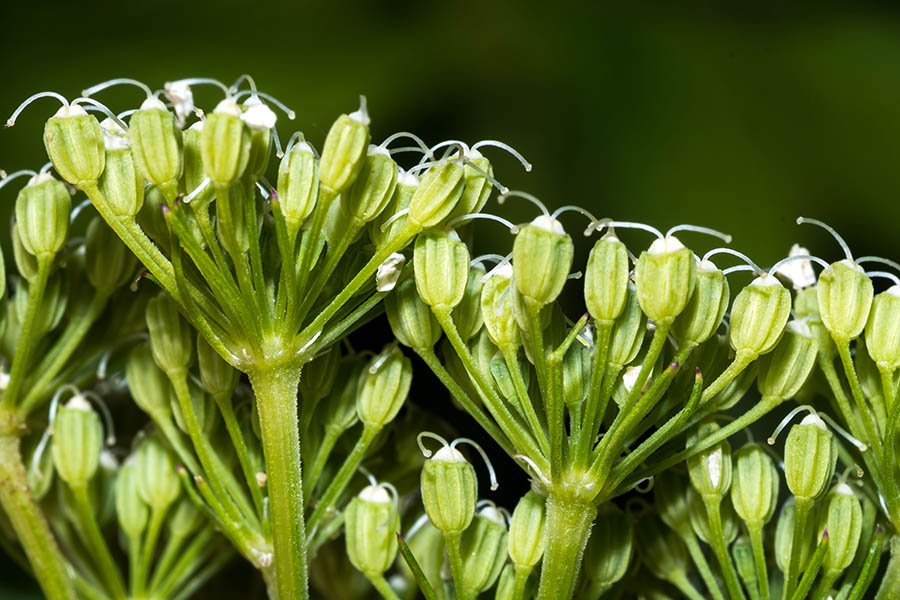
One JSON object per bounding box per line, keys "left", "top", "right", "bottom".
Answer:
{"left": 15, "top": 174, "right": 71, "bottom": 258}
{"left": 126, "top": 344, "right": 174, "bottom": 423}
{"left": 563, "top": 341, "right": 592, "bottom": 411}
{"left": 633, "top": 235, "right": 696, "bottom": 325}
{"left": 242, "top": 103, "right": 274, "bottom": 181}
{"left": 636, "top": 517, "right": 690, "bottom": 584}
{"left": 584, "top": 503, "right": 633, "bottom": 593}
{"left": 215, "top": 180, "right": 250, "bottom": 255}
{"left": 44, "top": 104, "right": 105, "bottom": 186}
{"left": 137, "top": 187, "right": 171, "bottom": 249}
{"left": 345, "top": 484, "right": 400, "bottom": 576}
{"left": 817, "top": 260, "right": 874, "bottom": 343}
{"left": 357, "top": 347, "right": 412, "bottom": 430}
{"left": 24, "top": 438, "right": 53, "bottom": 501}
{"left": 445, "top": 155, "right": 493, "bottom": 221}
{"left": 757, "top": 320, "right": 818, "bottom": 399}
{"left": 115, "top": 460, "right": 149, "bottom": 538}
{"left": 197, "top": 335, "right": 239, "bottom": 398}
{"left": 732, "top": 536, "right": 757, "bottom": 593}
{"left": 686, "top": 422, "right": 732, "bottom": 500}
{"left": 146, "top": 293, "right": 194, "bottom": 375}
{"left": 729, "top": 273, "right": 792, "bottom": 359}
{"left": 687, "top": 487, "right": 739, "bottom": 545}
{"left": 608, "top": 284, "right": 647, "bottom": 368}
{"left": 276, "top": 141, "right": 319, "bottom": 238}
{"left": 386, "top": 276, "right": 442, "bottom": 350}
{"left": 460, "top": 505, "right": 509, "bottom": 594}
{"left": 584, "top": 234, "right": 630, "bottom": 325}
{"left": 865, "top": 286, "right": 900, "bottom": 371}
{"left": 344, "top": 146, "right": 397, "bottom": 224}
{"left": 408, "top": 160, "right": 465, "bottom": 229}
{"left": 170, "top": 383, "right": 216, "bottom": 436}
{"left": 507, "top": 491, "right": 546, "bottom": 569}
{"left": 513, "top": 216, "right": 574, "bottom": 307}
{"left": 490, "top": 354, "right": 529, "bottom": 403}
{"left": 370, "top": 171, "right": 415, "bottom": 249}
{"left": 135, "top": 437, "right": 181, "bottom": 511}
{"left": 413, "top": 230, "right": 469, "bottom": 312}
{"left": 98, "top": 146, "right": 144, "bottom": 217}
{"left": 298, "top": 345, "right": 340, "bottom": 404}
{"left": 654, "top": 471, "right": 693, "bottom": 537}
{"left": 129, "top": 98, "right": 183, "bottom": 201}
{"left": 817, "top": 483, "right": 863, "bottom": 576}
{"left": 200, "top": 100, "right": 251, "bottom": 188}
{"left": 323, "top": 359, "right": 363, "bottom": 434}
{"left": 182, "top": 123, "right": 210, "bottom": 205}
{"left": 784, "top": 414, "right": 837, "bottom": 502}
{"left": 319, "top": 99, "right": 370, "bottom": 195}
{"left": 452, "top": 264, "right": 485, "bottom": 342}
{"left": 495, "top": 565, "right": 516, "bottom": 600}
{"left": 481, "top": 264, "right": 519, "bottom": 351}
{"left": 12, "top": 225, "right": 38, "bottom": 282}
{"left": 51, "top": 395, "right": 103, "bottom": 486}
{"left": 168, "top": 497, "right": 204, "bottom": 538}
{"left": 795, "top": 286, "right": 819, "bottom": 319}
{"left": 421, "top": 445, "right": 477, "bottom": 534}
{"left": 775, "top": 498, "right": 813, "bottom": 574}
{"left": 14, "top": 272, "right": 67, "bottom": 335}
{"left": 731, "top": 445, "right": 779, "bottom": 527}
{"left": 85, "top": 217, "right": 136, "bottom": 292}
{"left": 672, "top": 260, "right": 729, "bottom": 347}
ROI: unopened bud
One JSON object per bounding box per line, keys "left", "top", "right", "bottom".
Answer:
{"left": 634, "top": 235, "right": 696, "bottom": 325}
{"left": 357, "top": 347, "right": 412, "bottom": 430}
{"left": 52, "top": 395, "right": 103, "bottom": 486}
{"left": 44, "top": 104, "right": 105, "bottom": 186}
{"left": 319, "top": 98, "right": 370, "bottom": 194}
{"left": 413, "top": 230, "right": 469, "bottom": 312}
{"left": 513, "top": 215, "right": 574, "bottom": 307}
{"left": 345, "top": 484, "right": 400, "bottom": 576}
{"left": 15, "top": 174, "right": 70, "bottom": 258}
{"left": 129, "top": 98, "right": 183, "bottom": 201}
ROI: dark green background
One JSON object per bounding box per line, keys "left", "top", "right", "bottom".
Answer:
{"left": 3, "top": 1, "right": 900, "bottom": 597}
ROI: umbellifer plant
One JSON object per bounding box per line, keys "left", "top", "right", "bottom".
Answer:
{"left": 1, "top": 74, "right": 899, "bottom": 600}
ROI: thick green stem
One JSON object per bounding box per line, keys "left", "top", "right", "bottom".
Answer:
{"left": 536, "top": 492, "right": 596, "bottom": 600}
{"left": 367, "top": 573, "right": 402, "bottom": 600}
{"left": 704, "top": 496, "right": 746, "bottom": 600}
{"left": 749, "top": 523, "right": 770, "bottom": 600}
{"left": 250, "top": 365, "right": 308, "bottom": 600}
{"left": 445, "top": 531, "right": 467, "bottom": 600}
{"left": 783, "top": 497, "right": 812, "bottom": 600}
{"left": 0, "top": 433, "right": 77, "bottom": 600}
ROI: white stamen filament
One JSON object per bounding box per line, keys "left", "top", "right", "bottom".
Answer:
{"left": 667, "top": 223, "right": 732, "bottom": 244}
{"left": 7, "top": 91, "right": 69, "bottom": 127}
{"left": 796, "top": 216, "right": 854, "bottom": 263}
{"left": 416, "top": 431, "right": 451, "bottom": 458}
{"left": 71, "top": 98, "right": 128, "bottom": 131}
{"left": 450, "top": 438, "right": 499, "bottom": 490}
{"left": 594, "top": 220, "right": 663, "bottom": 240}
{"left": 233, "top": 90, "right": 296, "bottom": 120}
{"left": 446, "top": 212, "right": 519, "bottom": 233}
{"left": 0, "top": 170, "right": 39, "bottom": 190}
{"left": 379, "top": 132, "right": 433, "bottom": 160}
{"left": 497, "top": 190, "right": 550, "bottom": 217}
{"left": 82, "top": 78, "right": 152, "bottom": 99}
{"left": 471, "top": 139, "right": 532, "bottom": 172}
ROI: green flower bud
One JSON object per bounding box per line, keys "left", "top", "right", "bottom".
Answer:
{"left": 775, "top": 498, "right": 813, "bottom": 574}
{"left": 817, "top": 260, "right": 874, "bottom": 343}
{"left": 729, "top": 273, "right": 792, "bottom": 359}
{"left": 170, "top": 383, "right": 216, "bottom": 436}
{"left": 636, "top": 517, "right": 690, "bottom": 585}
{"left": 15, "top": 173, "right": 70, "bottom": 258}
{"left": 357, "top": 347, "right": 412, "bottom": 430}
{"left": 44, "top": 104, "right": 105, "bottom": 186}
{"left": 12, "top": 225, "right": 39, "bottom": 282}
{"left": 584, "top": 503, "right": 633, "bottom": 593}
{"left": 865, "top": 286, "right": 900, "bottom": 371}
{"left": 115, "top": 460, "right": 149, "bottom": 538}
{"left": 168, "top": 496, "right": 204, "bottom": 538}
{"left": 319, "top": 98, "right": 370, "bottom": 195}
{"left": 51, "top": 395, "right": 103, "bottom": 486}
{"left": 397, "top": 519, "right": 444, "bottom": 595}
{"left": 672, "top": 259, "right": 729, "bottom": 347}
{"left": 298, "top": 345, "right": 340, "bottom": 404}
{"left": 24, "top": 437, "right": 54, "bottom": 501}
{"left": 731, "top": 536, "right": 757, "bottom": 594}
{"left": 85, "top": 217, "right": 136, "bottom": 292}
{"left": 408, "top": 160, "right": 465, "bottom": 230}
{"left": 126, "top": 344, "right": 173, "bottom": 423}
{"left": 818, "top": 483, "right": 862, "bottom": 573}
{"left": 322, "top": 359, "right": 364, "bottom": 434}
{"left": 98, "top": 146, "right": 144, "bottom": 218}
{"left": 687, "top": 487, "right": 739, "bottom": 545}
{"left": 563, "top": 340, "right": 592, "bottom": 411}
{"left": 413, "top": 229, "right": 469, "bottom": 312}
{"left": 200, "top": 100, "right": 251, "bottom": 188}
{"left": 507, "top": 490, "right": 546, "bottom": 569}
{"left": 344, "top": 146, "right": 397, "bottom": 224}
{"left": 369, "top": 171, "right": 415, "bottom": 249}
{"left": 345, "top": 484, "right": 400, "bottom": 576}
{"left": 215, "top": 181, "right": 250, "bottom": 255}
{"left": 453, "top": 264, "right": 485, "bottom": 342}
{"left": 794, "top": 286, "right": 819, "bottom": 319}
{"left": 242, "top": 99, "right": 275, "bottom": 181}
{"left": 276, "top": 141, "right": 319, "bottom": 239}
{"left": 634, "top": 235, "right": 696, "bottom": 325}
{"left": 495, "top": 565, "right": 516, "bottom": 600}
{"left": 460, "top": 505, "right": 509, "bottom": 595}
{"left": 446, "top": 154, "right": 493, "bottom": 221}
{"left": 182, "top": 123, "right": 210, "bottom": 206}
{"left": 608, "top": 284, "right": 647, "bottom": 368}
{"left": 757, "top": 320, "right": 818, "bottom": 399}
{"left": 197, "top": 335, "right": 239, "bottom": 398}
{"left": 490, "top": 354, "right": 530, "bottom": 404}
{"left": 584, "top": 233, "right": 630, "bottom": 324}
{"left": 137, "top": 187, "right": 171, "bottom": 250}
{"left": 421, "top": 445, "right": 477, "bottom": 534}
{"left": 481, "top": 264, "right": 520, "bottom": 351}
{"left": 654, "top": 471, "right": 693, "bottom": 537}
{"left": 15, "top": 272, "right": 67, "bottom": 335}
{"left": 513, "top": 215, "right": 574, "bottom": 307}
{"left": 784, "top": 413, "right": 837, "bottom": 502}
{"left": 686, "top": 422, "right": 733, "bottom": 500}
{"left": 135, "top": 437, "right": 181, "bottom": 511}
{"left": 129, "top": 98, "right": 183, "bottom": 201}
{"left": 146, "top": 293, "right": 194, "bottom": 375}
{"left": 731, "top": 445, "right": 779, "bottom": 527}
{"left": 386, "top": 276, "right": 442, "bottom": 350}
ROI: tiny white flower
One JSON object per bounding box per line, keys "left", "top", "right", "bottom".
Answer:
{"left": 780, "top": 244, "right": 816, "bottom": 290}
{"left": 375, "top": 252, "right": 406, "bottom": 292}
{"left": 164, "top": 81, "right": 195, "bottom": 126}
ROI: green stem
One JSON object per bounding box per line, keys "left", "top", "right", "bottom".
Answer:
{"left": 683, "top": 531, "right": 726, "bottom": 600}
{"left": 0, "top": 433, "right": 77, "bottom": 600}
{"left": 700, "top": 350, "right": 754, "bottom": 406}
{"left": 575, "top": 321, "right": 612, "bottom": 468}
{"left": 536, "top": 492, "right": 597, "bottom": 600}
{"left": 703, "top": 496, "right": 746, "bottom": 600}
{"left": 875, "top": 535, "right": 900, "bottom": 600}
{"left": 445, "top": 531, "right": 468, "bottom": 600}
{"left": 670, "top": 573, "right": 707, "bottom": 600}
{"left": 215, "top": 392, "right": 266, "bottom": 517}
{"left": 70, "top": 483, "right": 127, "bottom": 599}
{"left": 783, "top": 497, "right": 812, "bottom": 600}
{"left": 303, "top": 426, "right": 342, "bottom": 499}
{"left": 367, "top": 573, "right": 402, "bottom": 600}
{"left": 836, "top": 342, "right": 884, "bottom": 460}
{"left": 147, "top": 531, "right": 186, "bottom": 593}
{"left": 503, "top": 348, "right": 550, "bottom": 457}
{"left": 136, "top": 504, "right": 166, "bottom": 595}
{"left": 848, "top": 528, "right": 884, "bottom": 600}
{"left": 791, "top": 533, "right": 827, "bottom": 600}
{"left": 811, "top": 570, "right": 839, "bottom": 600}
{"left": 749, "top": 523, "right": 771, "bottom": 600}
{"left": 250, "top": 365, "right": 308, "bottom": 600}
{"left": 512, "top": 565, "right": 531, "bottom": 600}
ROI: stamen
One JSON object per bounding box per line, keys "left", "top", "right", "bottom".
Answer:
{"left": 379, "top": 208, "right": 410, "bottom": 232}
{"left": 70, "top": 199, "right": 93, "bottom": 223}
{"left": 30, "top": 385, "right": 68, "bottom": 479}
{"left": 463, "top": 159, "right": 508, "bottom": 194}
{"left": 406, "top": 160, "right": 443, "bottom": 176}
{"left": 633, "top": 476, "right": 655, "bottom": 493}
{"left": 416, "top": 431, "right": 450, "bottom": 458}
{"left": 0, "top": 170, "right": 39, "bottom": 190}
{"left": 549, "top": 205, "right": 600, "bottom": 232}
{"left": 703, "top": 248, "right": 764, "bottom": 275}
{"left": 229, "top": 74, "right": 257, "bottom": 94}
{"left": 480, "top": 253, "right": 513, "bottom": 283}
{"left": 7, "top": 92, "right": 69, "bottom": 127}
{"left": 796, "top": 216, "right": 854, "bottom": 263}
{"left": 667, "top": 224, "right": 732, "bottom": 244}
{"left": 512, "top": 455, "right": 551, "bottom": 487}
{"left": 368, "top": 343, "right": 399, "bottom": 374}
{"left": 595, "top": 220, "right": 663, "bottom": 240}
{"left": 426, "top": 140, "right": 469, "bottom": 164}
{"left": 857, "top": 256, "right": 900, "bottom": 273}
{"left": 817, "top": 413, "right": 868, "bottom": 452}
{"left": 377, "top": 481, "right": 401, "bottom": 529}
{"left": 446, "top": 212, "right": 519, "bottom": 233}
{"left": 405, "top": 513, "right": 431, "bottom": 540}
{"left": 71, "top": 98, "right": 128, "bottom": 131}
{"left": 272, "top": 126, "right": 284, "bottom": 158}
{"left": 83, "top": 390, "right": 117, "bottom": 446}
{"left": 497, "top": 190, "right": 550, "bottom": 217}
{"left": 567, "top": 271, "right": 583, "bottom": 280}
{"left": 867, "top": 271, "right": 900, "bottom": 287}
{"left": 471, "top": 140, "right": 532, "bottom": 172}
{"left": 470, "top": 253, "right": 507, "bottom": 267}
{"left": 451, "top": 438, "right": 499, "bottom": 490}
{"left": 233, "top": 90, "right": 296, "bottom": 120}
{"left": 769, "top": 254, "right": 830, "bottom": 276}
{"left": 767, "top": 405, "right": 817, "bottom": 445}
{"left": 723, "top": 265, "right": 759, "bottom": 276}
{"left": 379, "top": 132, "right": 433, "bottom": 159}
{"left": 39, "top": 162, "right": 53, "bottom": 175}
{"left": 82, "top": 78, "right": 152, "bottom": 99}
{"left": 169, "top": 78, "right": 231, "bottom": 98}
{"left": 183, "top": 177, "right": 211, "bottom": 204}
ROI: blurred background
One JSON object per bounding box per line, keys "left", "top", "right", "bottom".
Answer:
{"left": 3, "top": 0, "right": 900, "bottom": 596}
